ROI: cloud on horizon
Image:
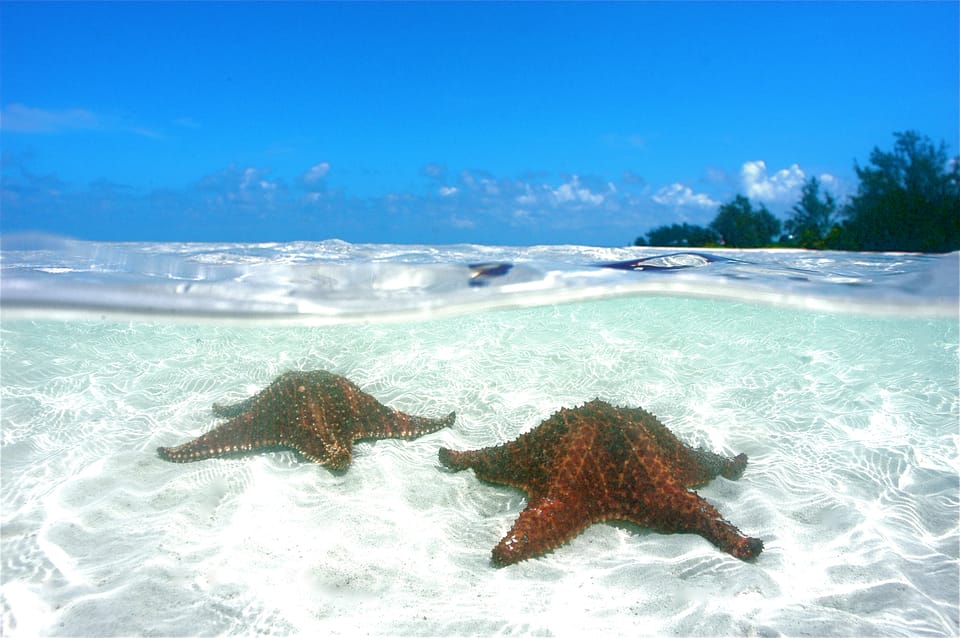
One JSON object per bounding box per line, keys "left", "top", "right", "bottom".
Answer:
{"left": 740, "top": 160, "right": 844, "bottom": 207}
{"left": 1, "top": 154, "right": 848, "bottom": 245}
{"left": 302, "top": 162, "right": 331, "bottom": 186}
{"left": 652, "top": 183, "right": 720, "bottom": 210}
{"left": 742, "top": 160, "right": 806, "bottom": 205}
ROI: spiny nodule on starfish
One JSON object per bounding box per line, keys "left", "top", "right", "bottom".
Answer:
{"left": 439, "top": 399, "right": 762, "bottom": 565}
{"left": 158, "top": 370, "right": 455, "bottom": 470}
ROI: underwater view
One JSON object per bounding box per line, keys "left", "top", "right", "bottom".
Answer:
{"left": 1, "top": 240, "right": 957, "bottom": 636}
{"left": 3, "top": 1, "right": 957, "bottom": 635}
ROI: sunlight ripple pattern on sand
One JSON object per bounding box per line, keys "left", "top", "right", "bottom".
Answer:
{"left": 1, "top": 246, "right": 957, "bottom": 636}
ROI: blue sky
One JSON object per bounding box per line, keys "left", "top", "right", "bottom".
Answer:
{"left": 1, "top": 2, "right": 957, "bottom": 246}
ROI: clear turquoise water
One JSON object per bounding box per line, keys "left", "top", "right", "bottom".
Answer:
{"left": 1, "top": 241, "right": 958, "bottom": 636}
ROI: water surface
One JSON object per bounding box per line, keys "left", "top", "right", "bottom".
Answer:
{"left": 1, "top": 240, "right": 957, "bottom": 635}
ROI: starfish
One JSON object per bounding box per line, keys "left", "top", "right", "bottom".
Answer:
{"left": 439, "top": 399, "right": 762, "bottom": 565}
{"left": 158, "top": 370, "right": 455, "bottom": 470}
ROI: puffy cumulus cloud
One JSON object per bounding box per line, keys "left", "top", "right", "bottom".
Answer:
{"left": 816, "top": 172, "right": 846, "bottom": 196}
{"left": 302, "top": 162, "right": 330, "bottom": 185}
{"left": 814, "top": 171, "right": 854, "bottom": 204}
{"left": 238, "top": 167, "right": 278, "bottom": 193}
{"left": 741, "top": 161, "right": 806, "bottom": 204}
{"left": 819, "top": 173, "right": 839, "bottom": 188}
{"left": 740, "top": 161, "right": 851, "bottom": 208}
{"left": 1, "top": 155, "right": 750, "bottom": 244}
{"left": 500, "top": 175, "right": 613, "bottom": 210}
{"left": 196, "top": 164, "right": 286, "bottom": 211}
{"left": 549, "top": 175, "right": 606, "bottom": 206}
{"left": 515, "top": 183, "right": 537, "bottom": 206}
{"left": 652, "top": 183, "right": 719, "bottom": 209}
{"left": 459, "top": 170, "right": 501, "bottom": 196}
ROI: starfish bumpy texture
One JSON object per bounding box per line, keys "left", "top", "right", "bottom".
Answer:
{"left": 158, "top": 370, "right": 455, "bottom": 469}
{"left": 439, "top": 399, "right": 762, "bottom": 565}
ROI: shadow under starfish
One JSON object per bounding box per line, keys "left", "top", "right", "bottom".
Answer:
{"left": 439, "top": 399, "right": 763, "bottom": 565}
{"left": 158, "top": 370, "right": 455, "bottom": 470}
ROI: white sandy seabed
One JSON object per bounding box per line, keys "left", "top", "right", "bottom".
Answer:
{"left": 1, "top": 296, "right": 957, "bottom": 636}
{"left": 0, "top": 243, "right": 958, "bottom": 636}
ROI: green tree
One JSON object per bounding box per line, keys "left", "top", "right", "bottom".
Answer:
{"left": 835, "top": 131, "right": 960, "bottom": 252}
{"left": 784, "top": 177, "right": 837, "bottom": 248}
{"left": 636, "top": 222, "right": 718, "bottom": 247}
{"left": 709, "top": 195, "right": 781, "bottom": 247}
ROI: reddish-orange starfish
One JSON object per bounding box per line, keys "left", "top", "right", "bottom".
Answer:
{"left": 439, "top": 399, "right": 762, "bottom": 565}
{"left": 158, "top": 370, "right": 454, "bottom": 469}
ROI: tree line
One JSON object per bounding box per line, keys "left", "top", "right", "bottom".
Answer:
{"left": 634, "top": 131, "right": 960, "bottom": 253}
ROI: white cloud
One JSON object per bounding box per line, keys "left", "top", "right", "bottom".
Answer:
{"left": 515, "top": 183, "right": 537, "bottom": 206}
{"left": 549, "top": 175, "right": 605, "bottom": 206}
{"left": 0, "top": 103, "right": 158, "bottom": 137}
{"left": 0, "top": 103, "right": 100, "bottom": 133}
{"left": 460, "top": 170, "right": 501, "bottom": 195}
{"left": 438, "top": 186, "right": 458, "bottom": 197}
{"left": 449, "top": 215, "right": 476, "bottom": 228}
{"left": 303, "top": 162, "right": 330, "bottom": 184}
{"left": 741, "top": 160, "right": 806, "bottom": 203}
{"left": 197, "top": 164, "right": 284, "bottom": 211}
{"left": 239, "top": 167, "right": 277, "bottom": 192}
{"left": 820, "top": 173, "right": 847, "bottom": 197}
{"left": 652, "top": 183, "right": 719, "bottom": 208}
{"left": 421, "top": 163, "right": 446, "bottom": 180}
{"left": 503, "top": 176, "right": 611, "bottom": 209}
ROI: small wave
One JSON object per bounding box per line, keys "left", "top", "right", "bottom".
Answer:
{"left": 1, "top": 235, "right": 956, "bottom": 321}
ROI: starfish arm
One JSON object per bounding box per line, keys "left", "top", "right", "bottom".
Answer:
{"left": 290, "top": 425, "right": 351, "bottom": 468}
{"left": 405, "top": 411, "right": 457, "bottom": 437}
{"left": 437, "top": 413, "right": 569, "bottom": 490}
{"left": 160, "top": 372, "right": 306, "bottom": 463}
{"left": 157, "top": 413, "right": 281, "bottom": 462}
{"left": 611, "top": 404, "right": 748, "bottom": 487}
{"left": 351, "top": 402, "right": 456, "bottom": 440}
{"left": 213, "top": 370, "right": 305, "bottom": 419}
{"left": 623, "top": 483, "right": 763, "bottom": 560}
{"left": 212, "top": 395, "right": 257, "bottom": 418}
{"left": 665, "top": 447, "right": 750, "bottom": 488}
{"left": 491, "top": 497, "right": 591, "bottom": 566}
{"left": 357, "top": 410, "right": 456, "bottom": 440}
{"left": 439, "top": 443, "right": 541, "bottom": 491}
{"left": 283, "top": 370, "right": 452, "bottom": 441}
{"left": 687, "top": 450, "right": 749, "bottom": 483}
